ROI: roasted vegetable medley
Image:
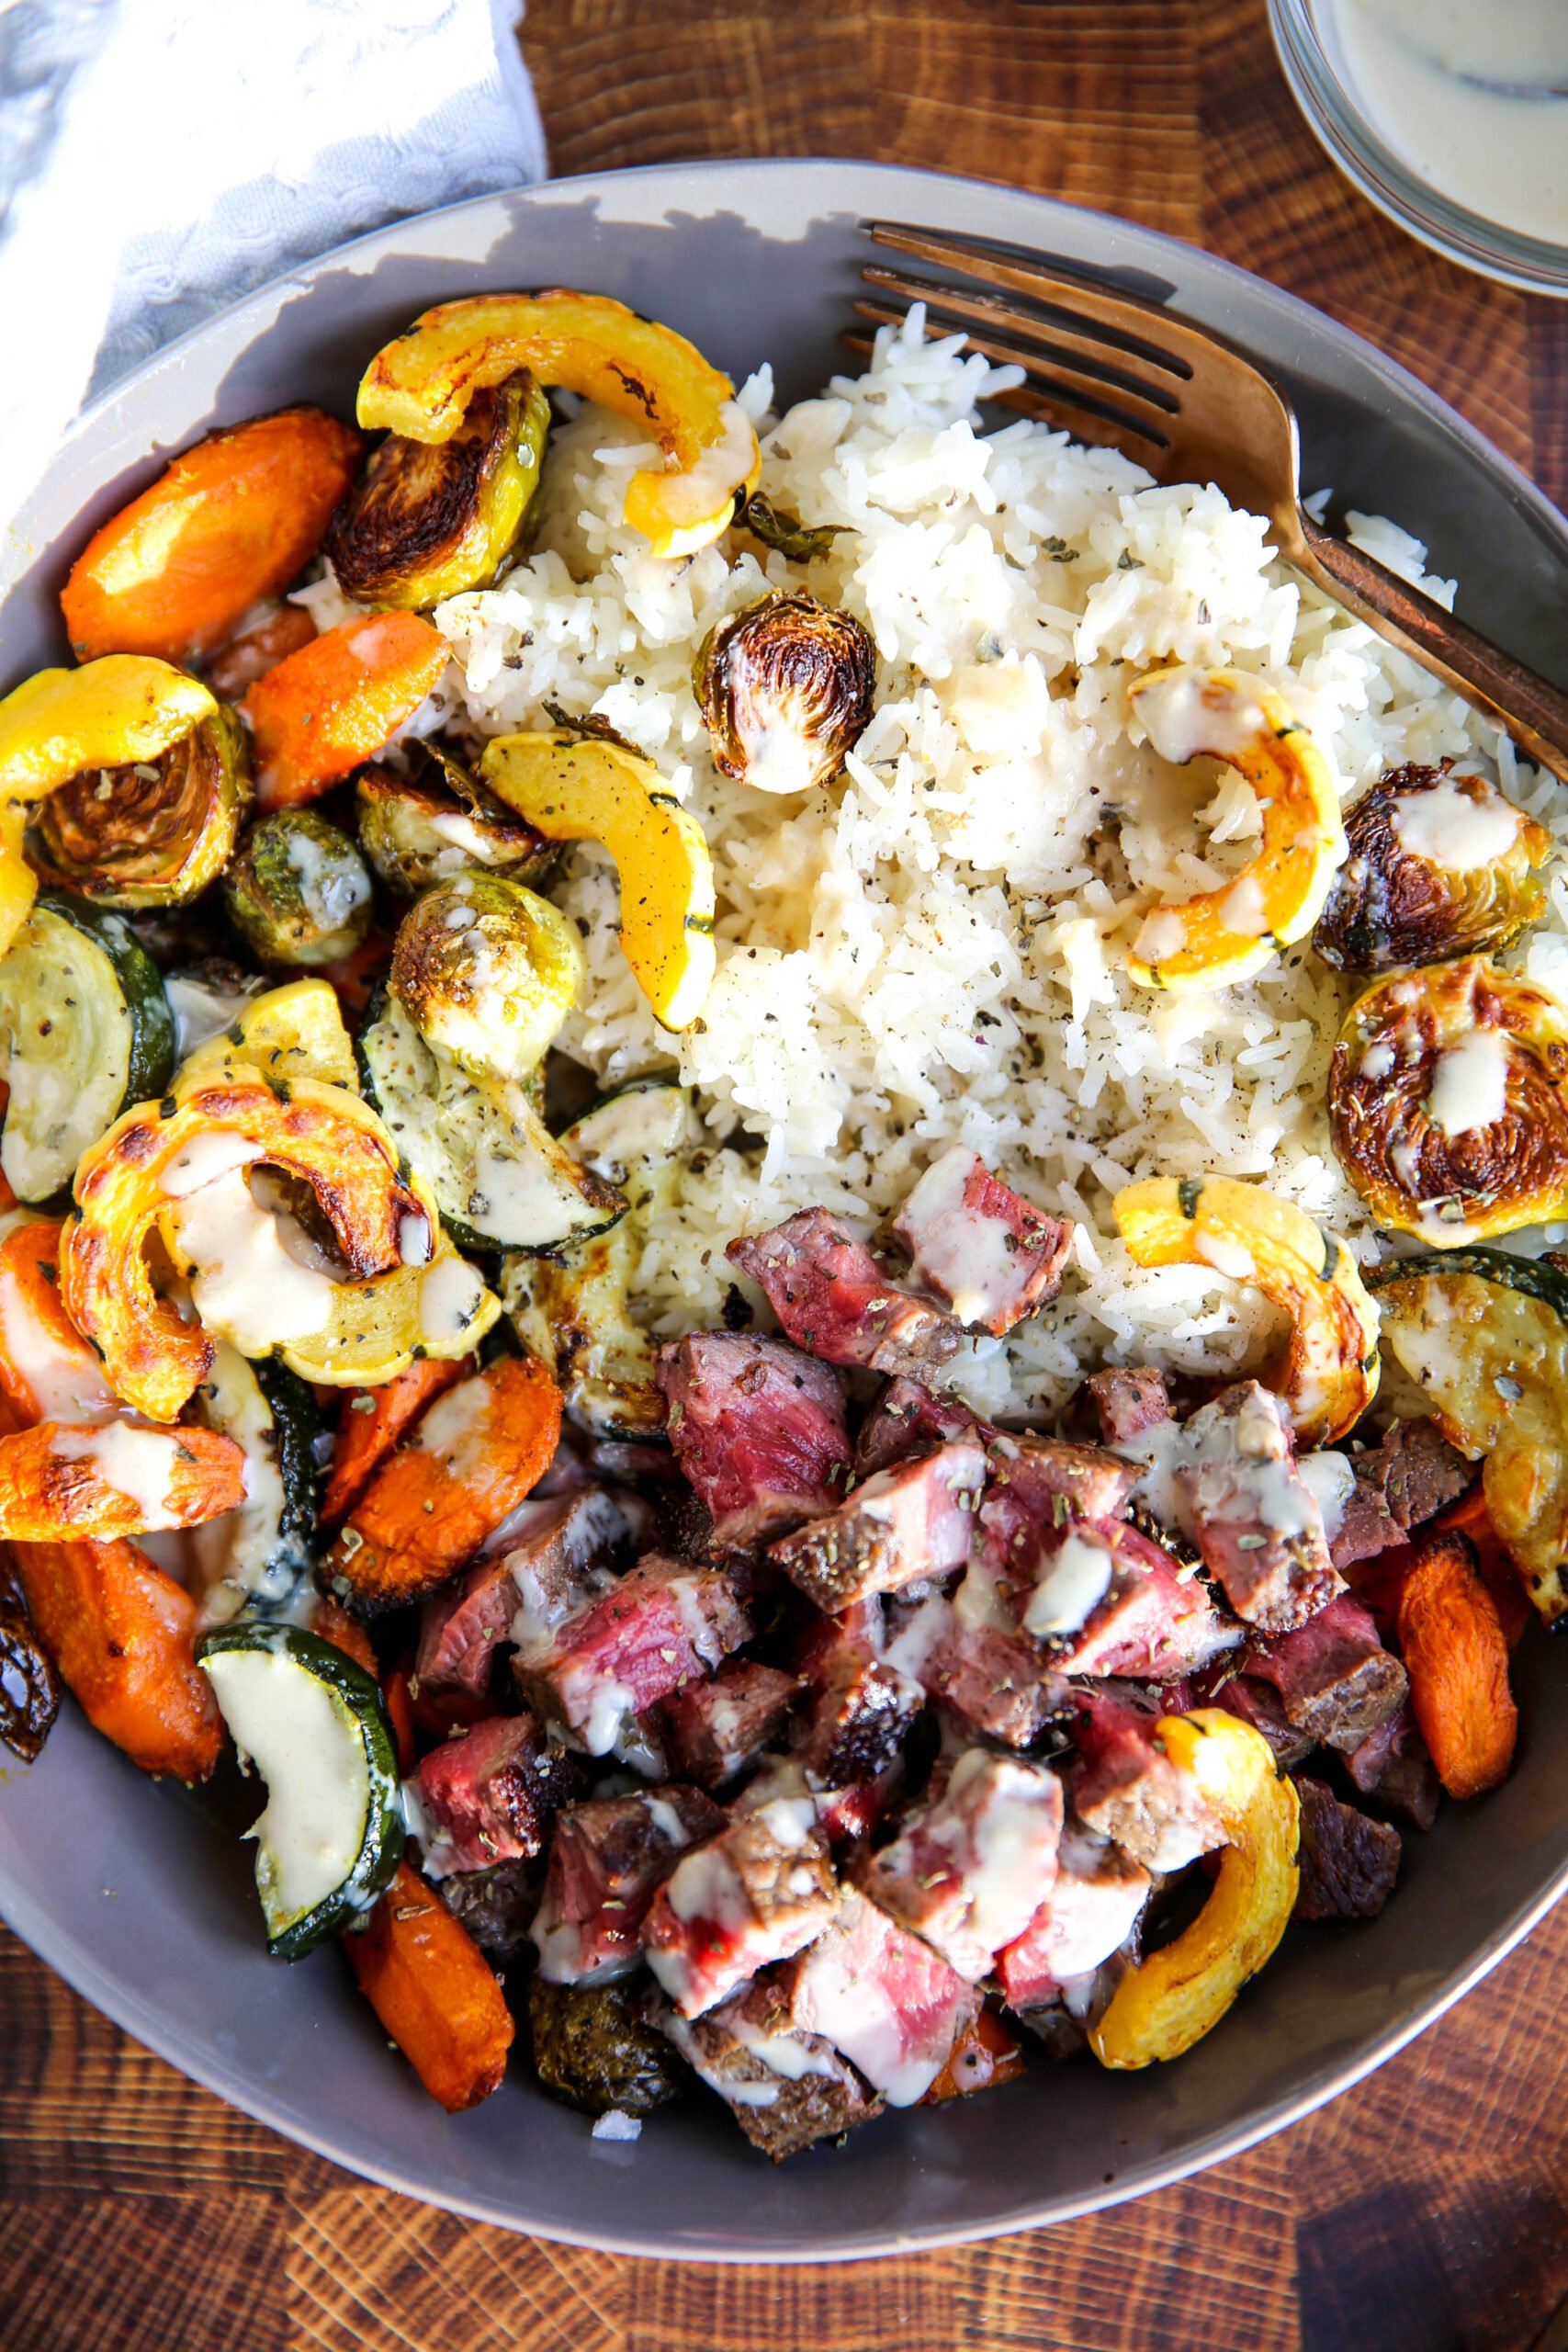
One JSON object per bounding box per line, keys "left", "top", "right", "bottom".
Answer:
{"left": 0, "top": 288, "right": 1559, "bottom": 2164}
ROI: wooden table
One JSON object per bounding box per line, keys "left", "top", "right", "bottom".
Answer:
{"left": 6, "top": 3, "right": 1568, "bottom": 2346}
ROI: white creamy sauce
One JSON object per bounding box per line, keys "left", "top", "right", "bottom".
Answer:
{"left": 418, "top": 1251, "right": 486, "bottom": 1343}
{"left": 577, "top": 1670, "right": 640, "bottom": 1758}
{"left": 1391, "top": 778, "right": 1523, "bottom": 869}
{"left": 1359, "top": 1039, "right": 1397, "bottom": 1082}
{"left": 165, "top": 975, "right": 259, "bottom": 1058}
{"left": 898, "top": 1145, "right": 1029, "bottom": 1326}
{"left": 1427, "top": 1026, "right": 1511, "bottom": 1138}
{"left": 645, "top": 1793, "right": 692, "bottom": 1849}
{"left": 790, "top": 1942, "right": 942, "bottom": 2107}
{"left": 1133, "top": 907, "right": 1190, "bottom": 967}
{"left": 51, "top": 1422, "right": 184, "bottom": 1522}
{"left": 1111, "top": 1415, "right": 1191, "bottom": 1537}
{"left": 1195, "top": 1228, "right": 1258, "bottom": 1283}
{"left": 1217, "top": 872, "right": 1269, "bottom": 939}
{"left": 741, "top": 723, "right": 819, "bottom": 797}
{"left": 411, "top": 1374, "right": 491, "bottom": 1478}
{"left": 1136, "top": 670, "right": 1267, "bottom": 768}
{"left": 1295, "top": 1448, "right": 1357, "bottom": 1544}
{"left": 1022, "top": 1530, "right": 1115, "bottom": 1637}
{"left": 1334, "top": 0, "right": 1568, "bottom": 246}
{"left": 191, "top": 1341, "right": 296, "bottom": 1623}
{"left": 942, "top": 1754, "right": 1061, "bottom": 1965}
{"left": 284, "top": 826, "right": 371, "bottom": 928}
{"left": 652, "top": 400, "right": 757, "bottom": 528}
{"left": 726, "top": 2012, "right": 839, "bottom": 2084}
{"left": 204, "top": 1647, "right": 369, "bottom": 1923}
{"left": 952, "top": 1558, "right": 1015, "bottom": 1635}
{"left": 167, "top": 1171, "right": 337, "bottom": 1351}
{"left": 159, "top": 1130, "right": 265, "bottom": 1199}
{"left": 398, "top": 1212, "right": 433, "bottom": 1268}
{"left": 0, "top": 1260, "right": 117, "bottom": 1422}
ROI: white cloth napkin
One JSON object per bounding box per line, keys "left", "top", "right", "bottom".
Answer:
{"left": 0, "top": 0, "right": 547, "bottom": 543}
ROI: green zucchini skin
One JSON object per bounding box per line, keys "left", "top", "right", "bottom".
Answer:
{"left": 0, "top": 894, "right": 176, "bottom": 1201}
{"left": 1368, "top": 1246, "right": 1568, "bottom": 1322}
{"left": 197, "top": 1622, "right": 404, "bottom": 1961}
{"left": 194, "top": 1348, "right": 322, "bottom": 1622}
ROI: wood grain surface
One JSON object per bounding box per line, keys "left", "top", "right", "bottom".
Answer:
{"left": 5, "top": 3, "right": 1568, "bottom": 2347}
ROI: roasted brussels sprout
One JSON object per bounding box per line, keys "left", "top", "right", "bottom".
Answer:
{"left": 223, "top": 810, "right": 375, "bottom": 967}
{"left": 355, "top": 752, "right": 553, "bottom": 899}
{"left": 1329, "top": 956, "right": 1568, "bottom": 1243}
{"left": 526, "top": 1973, "right": 683, "bottom": 2117}
{"left": 1313, "top": 759, "right": 1551, "bottom": 973}
{"left": 28, "top": 702, "right": 248, "bottom": 909}
{"left": 327, "top": 370, "right": 549, "bottom": 609}
{"left": 389, "top": 869, "right": 583, "bottom": 1079}
{"left": 695, "top": 590, "right": 876, "bottom": 796}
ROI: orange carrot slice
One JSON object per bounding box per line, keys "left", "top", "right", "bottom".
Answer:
{"left": 244, "top": 613, "right": 449, "bottom": 810}
{"left": 62, "top": 409, "right": 362, "bottom": 664}
{"left": 0, "top": 1421, "right": 246, "bottom": 1542}
{"left": 0, "top": 1220, "right": 117, "bottom": 1427}
{"left": 310, "top": 1591, "right": 380, "bottom": 1681}
{"left": 342, "top": 1860, "right": 513, "bottom": 2110}
{"left": 1397, "top": 1532, "right": 1517, "bottom": 1801}
{"left": 1432, "top": 1485, "right": 1531, "bottom": 1649}
{"left": 204, "top": 600, "right": 319, "bottom": 700}
{"left": 922, "top": 2004, "right": 1026, "bottom": 2104}
{"left": 321, "top": 1357, "right": 467, "bottom": 1526}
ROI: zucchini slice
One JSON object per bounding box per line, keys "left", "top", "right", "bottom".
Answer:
{"left": 1369, "top": 1247, "right": 1568, "bottom": 1621}
{"left": 360, "top": 990, "right": 625, "bottom": 1252}
{"left": 191, "top": 1343, "right": 321, "bottom": 1625}
{"left": 198, "top": 1622, "right": 403, "bottom": 1959}
{"left": 504, "top": 1075, "right": 689, "bottom": 1435}
{"left": 0, "top": 895, "right": 175, "bottom": 1202}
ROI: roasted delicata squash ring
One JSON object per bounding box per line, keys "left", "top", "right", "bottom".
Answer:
{"left": 1113, "top": 1174, "right": 1379, "bottom": 1444}
{"left": 1370, "top": 1250, "right": 1568, "bottom": 1623}
{"left": 1312, "top": 759, "right": 1551, "bottom": 974}
{"left": 62, "top": 1071, "right": 438, "bottom": 1421}
{"left": 479, "top": 729, "right": 716, "bottom": 1032}
{"left": 1125, "top": 665, "right": 1345, "bottom": 993}
{"left": 1330, "top": 957, "right": 1568, "bottom": 1246}
{"left": 1090, "top": 1712, "right": 1300, "bottom": 2069}
{"left": 355, "top": 291, "right": 761, "bottom": 559}
{"left": 29, "top": 702, "right": 249, "bottom": 910}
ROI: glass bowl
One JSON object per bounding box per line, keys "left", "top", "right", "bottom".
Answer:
{"left": 1269, "top": 0, "right": 1568, "bottom": 297}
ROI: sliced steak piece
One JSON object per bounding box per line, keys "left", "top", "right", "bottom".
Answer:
{"left": 857, "top": 1748, "right": 1065, "bottom": 1982}
{"left": 1179, "top": 1382, "right": 1344, "bottom": 1634}
{"left": 514, "top": 1555, "right": 751, "bottom": 1757}
{"left": 995, "top": 1819, "right": 1152, "bottom": 2010}
{"left": 415, "top": 1487, "right": 633, "bottom": 1699}
{"left": 891, "top": 1147, "right": 1073, "bottom": 1336}
{"left": 1024, "top": 1518, "right": 1240, "bottom": 1681}
{"left": 1332, "top": 1419, "right": 1474, "bottom": 1569}
{"left": 658, "top": 1975, "right": 881, "bottom": 2161}
{"left": 661, "top": 1658, "right": 800, "bottom": 1790}
{"left": 643, "top": 1793, "right": 840, "bottom": 2017}
{"left": 438, "top": 1860, "right": 537, "bottom": 1962}
{"left": 657, "top": 1331, "right": 852, "bottom": 1546}
{"left": 882, "top": 1592, "right": 1069, "bottom": 1749}
{"left": 413, "top": 1713, "right": 579, "bottom": 1876}
{"left": 531, "top": 1785, "right": 723, "bottom": 1983}
{"left": 768, "top": 1440, "right": 986, "bottom": 1613}
{"left": 784, "top": 1889, "right": 979, "bottom": 2106}
{"left": 1346, "top": 1700, "right": 1440, "bottom": 1829}
{"left": 727, "top": 1207, "right": 962, "bottom": 1379}
{"left": 1248, "top": 1592, "right": 1408, "bottom": 1752}
{"left": 982, "top": 1433, "right": 1139, "bottom": 1567}
{"left": 1191, "top": 1669, "right": 1315, "bottom": 1769}
{"left": 1070, "top": 1688, "right": 1224, "bottom": 1872}
{"left": 854, "top": 1376, "right": 981, "bottom": 1481}
{"left": 1086, "top": 1366, "right": 1172, "bottom": 1449}
{"left": 1292, "top": 1775, "right": 1402, "bottom": 1919}
{"left": 791, "top": 1627, "right": 922, "bottom": 1787}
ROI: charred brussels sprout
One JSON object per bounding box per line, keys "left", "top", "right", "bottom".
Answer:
{"left": 389, "top": 869, "right": 582, "bottom": 1079}
{"left": 355, "top": 752, "right": 554, "bottom": 899}
{"left": 695, "top": 590, "right": 875, "bottom": 795}
{"left": 223, "top": 810, "right": 375, "bottom": 967}
{"left": 327, "top": 369, "right": 549, "bottom": 609}
{"left": 1313, "top": 760, "right": 1551, "bottom": 973}
{"left": 526, "top": 1974, "right": 683, "bottom": 2117}
{"left": 29, "top": 703, "right": 248, "bottom": 909}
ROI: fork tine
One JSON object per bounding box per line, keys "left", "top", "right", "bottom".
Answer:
{"left": 861, "top": 265, "right": 1180, "bottom": 416}
{"left": 841, "top": 328, "right": 1170, "bottom": 456}
{"left": 852, "top": 300, "right": 1172, "bottom": 449}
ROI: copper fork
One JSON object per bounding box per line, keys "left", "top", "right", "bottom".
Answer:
{"left": 853, "top": 222, "right": 1568, "bottom": 786}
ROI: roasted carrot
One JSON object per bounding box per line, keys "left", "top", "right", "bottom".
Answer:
{"left": 922, "top": 2005, "right": 1027, "bottom": 2104}
{"left": 0, "top": 1087, "right": 14, "bottom": 1216}
{"left": 321, "top": 1357, "right": 467, "bottom": 1525}
{"left": 382, "top": 1658, "right": 420, "bottom": 1774}
{"left": 62, "top": 409, "right": 361, "bottom": 664}
{"left": 342, "top": 1860, "right": 513, "bottom": 2111}
{"left": 310, "top": 1592, "right": 380, "bottom": 1682}
{"left": 243, "top": 614, "right": 450, "bottom": 810}
{"left": 9, "top": 1533, "right": 221, "bottom": 1780}
{"left": 323, "top": 1353, "right": 561, "bottom": 1611}
{"left": 1433, "top": 1485, "right": 1532, "bottom": 1649}
{"left": 204, "top": 599, "right": 319, "bottom": 700}
{"left": 1397, "top": 1532, "right": 1517, "bottom": 1801}
{"left": 0, "top": 1421, "right": 245, "bottom": 1543}
{"left": 0, "top": 1219, "right": 117, "bottom": 1426}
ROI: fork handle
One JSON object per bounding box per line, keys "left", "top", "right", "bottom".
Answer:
{"left": 1293, "top": 509, "right": 1568, "bottom": 786}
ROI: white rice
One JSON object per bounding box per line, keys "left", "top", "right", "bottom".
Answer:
{"left": 299, "top": 312, "right": 1568, "bottom": 1418}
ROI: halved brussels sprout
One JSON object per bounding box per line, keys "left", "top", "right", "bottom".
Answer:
{"left": 389, "top": 870, "right": 583, "bottom": 1079}
{"left": 326, "top": 370, "right": 550, "bottom": 610}
{"left": 29, "top": 703, "right": 249, "bottom": 909}
{"left": 1329, "top": 956, "right": 1568, "bottom": 1244}
{"left": 1313, "top": 760, "right": 1551, "bottom": 973}
{"left": 355, "top": 752, "right": 553, "bottom": 899}
{"left": 223, "top": 810, "right": 375, "bottom": 967}
{"left": 695, "top": 591, "right": 875, "bottom": 796}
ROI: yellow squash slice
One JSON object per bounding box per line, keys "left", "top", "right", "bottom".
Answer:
{"left": 479, "top": 729, "right": 716, "bottom": 1032}
{"left": 1090, "top": 1711, "right": 1300, "bottom": 2069}
{"left": 1125, "top": 664, "right": 1345, "bottom": 993}
{"left": 1114, "top": 1173, "right": 1379, "bottom": 1443}
{"left": 355, "top": 291, "right": 761, "bottom": 559}
{"left": 0, "top": 657, "right": 219, "bottom": 797}
{"left": 177, "top": 976, "right": 362, "bottom": 1097}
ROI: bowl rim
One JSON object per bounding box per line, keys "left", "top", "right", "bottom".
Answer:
{"left": 6, "top": 153, "right": 1568, "bottom": 2260}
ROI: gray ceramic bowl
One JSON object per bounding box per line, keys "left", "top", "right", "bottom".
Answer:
{"left": 3, "top": 160, "right": 1567, "bottom": 2263}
